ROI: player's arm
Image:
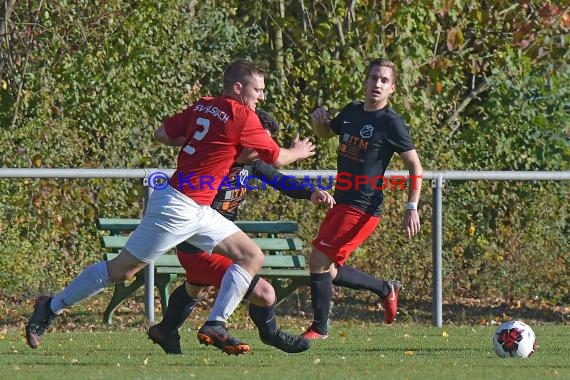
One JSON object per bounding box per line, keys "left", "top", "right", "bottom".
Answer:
{"left": 272, "top": 137, "right": 315, "bottom": 167}
{"left": 154, "top": 107, "right": 195, "bottom": 146}
{"left": 154, "top": 126, "right": 186, "bottom": 146}
{"left": 240, "top": 111, "right": 314, "bottom": 167}
{"left": 311, "top": 107, "right": 337, "bottom": 139}
{"left": 251, "top": 160, "right": 311, "bottom": 199}
{"left": 399, "top": 149, "right": 423, "bottom": 239}
{"left": 251, "top": 160, "right": 335, "bottom": 208}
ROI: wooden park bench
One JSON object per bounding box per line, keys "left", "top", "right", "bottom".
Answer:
{"left": 97, "top": 218, "right": 309, "bottom": 325}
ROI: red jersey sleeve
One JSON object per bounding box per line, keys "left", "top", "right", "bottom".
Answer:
{"left": 239, "top": 111, "right": 280, "bottom": 164}
{"left": 163, "top": 106, "right": 198, "bottom": 140}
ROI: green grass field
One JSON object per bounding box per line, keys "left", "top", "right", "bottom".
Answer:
{"left": 1, "top": 324, "right": 568, "bottom": 380}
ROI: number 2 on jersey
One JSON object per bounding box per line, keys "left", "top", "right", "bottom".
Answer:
{"left": 183, "top": 117, "right": 210, "bottom": 155}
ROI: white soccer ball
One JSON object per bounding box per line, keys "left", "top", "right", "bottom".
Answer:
{"left": 492, "top": 320, "right": 537, "bottom": 358}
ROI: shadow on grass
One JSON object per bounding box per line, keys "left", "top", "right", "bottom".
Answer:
{"left": 2, "top": 286, "right": 567, "bottom": 332}
{"left": 276, "top": 286, "right": 569, "bottom": 326}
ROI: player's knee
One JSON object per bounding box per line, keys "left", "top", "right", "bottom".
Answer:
{"left": 186, "top": 282, "right": 209, "bottom": 298}
{"left": 308, "top": 249, "right": 333, "bottom": 272}
{"left": 107, "top": 249, "right": 146, "bottom": 282}
{"left": 249, "top": 279, "right": 276, "bottom": 306}
{"left": 109, "top": 267, "right": 138, "bottom": 283}
{"left": 235, "top": 246, "right": 264, "bottom": 273}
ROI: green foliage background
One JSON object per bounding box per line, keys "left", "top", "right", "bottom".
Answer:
{"left": 0, "top": 1, "right": 568, "bottom": 307}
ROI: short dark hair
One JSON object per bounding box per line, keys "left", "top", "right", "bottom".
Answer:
{"left": 223, "top": 59, "right": 265, "bottom": 93}
{"left": 366, "top": 58, "right": 397, "bottom": 81}
{"left": 255, "top": 109, "right": 280, "bottom": 135}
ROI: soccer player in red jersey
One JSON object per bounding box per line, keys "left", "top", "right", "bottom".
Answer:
{"left": 302, "top": 58, "right": 424, "bottom": 340}
{"left": 26, "top": 59, "right": 315, "bottom": 355}
{"left": 148, "top": 109, "right": 335, "bottom": 355}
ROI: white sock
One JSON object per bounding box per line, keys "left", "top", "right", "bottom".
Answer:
{"left": 50, "top": 261, "right": 111, "bottom": 314}
{"left": 208, "top": 263, "right": 252, "bottom": 323}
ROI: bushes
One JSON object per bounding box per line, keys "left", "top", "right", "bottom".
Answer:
{"left": 0, "top": 1, "right": 567, "bottom": 305}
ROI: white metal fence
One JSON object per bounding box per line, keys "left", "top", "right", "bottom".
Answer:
{"left": 1, "top": 168, "right": 569, "bottom": 326}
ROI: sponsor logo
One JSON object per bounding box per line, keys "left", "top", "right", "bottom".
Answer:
{"left": 360, "top": 125, "right": 374, "bottom": 139}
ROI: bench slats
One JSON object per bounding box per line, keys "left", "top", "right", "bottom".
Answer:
{"left": 101, "top": 236, "right": 303, "bottom": 252}
{"left": 105, "top": 253, "right": 306, "bottom": 269}
{"left": 99, "top": 217, "right": 307, "bottom": 325}
{"left": 97, "top": 218, "right": 299, "bottom": 234}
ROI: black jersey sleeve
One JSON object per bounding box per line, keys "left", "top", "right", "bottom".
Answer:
{"left": 251, "top": 160, "right": 313, "bottom": 200}
{"left": 386, "top": 111, "right": 415, "bottom": 153}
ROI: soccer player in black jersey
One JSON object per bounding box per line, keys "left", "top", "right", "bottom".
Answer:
{"left": 302, "top": 58, "right": 423, "bottom": 340}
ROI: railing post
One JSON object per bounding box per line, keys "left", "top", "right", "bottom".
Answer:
{"left": 431, "top": 174, "right": 444, "bottom": 327}
{"left": 142, "top": 176, "right": 155, "bottom": 325}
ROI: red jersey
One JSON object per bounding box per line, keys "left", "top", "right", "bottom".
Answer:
{"left": 164, "top": 95, "right": 280, "bottom": 205}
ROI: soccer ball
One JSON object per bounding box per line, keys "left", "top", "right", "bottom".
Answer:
{"left": 492, "top": 320, "right": 537, "bottom": 358}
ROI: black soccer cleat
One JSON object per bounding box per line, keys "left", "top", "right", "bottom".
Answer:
{"left": 197, "top": 322, "right": 251, "bottom": 355}
{"left": 260, "top": 329, "right": 311, "bottom": 353}
{"left": 26, "top": 295, "right": 58, "bottom": 349}
{"left": 148, "top": 324, "right": 182, "bottom": 355}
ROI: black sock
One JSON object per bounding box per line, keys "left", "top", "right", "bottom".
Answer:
{"left": 309, "top": 272, "right": 332, "bottom": 334}
{"left": 46, "top": 297, "right": 57, "bottom": 317}
{"left": 159, "top": 283, "right": 198, "bottom": 334}
{"left": 204, "top": 320, "right": 225, "bottom": 327}
{"left": 248, "top": 303, "right": 277, "bottom": 340}
{"left": 333, "top": 265, "right": 388, "bottom": 298}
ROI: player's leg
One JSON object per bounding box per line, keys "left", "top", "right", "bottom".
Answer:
{"left": 148, "top": 282, "right": 209, "bottom": 355}
{"left": 303, "top": 205, "right": 380, "bottom": 339}
{"left": 195, "top": 230, "right": 262, "bottom": 355}
{"left": 331, "top": 264, "right": 388, "bottom": 296}
{"left": 247, "top": 278, "right": 311, "bottom": 353}
{"left": 149, "top": 250, "right": 229, "bottom": 354}
{"left": 331, "top": 264, "right": 402, "bottom": 324}
{"left": 26, "top": 248, "right": 148, "bottom": 349}
{"left": 303, "top": 248, "right": 334, "bottom": 339}
{"left": 188, "top": 210, "right": 263, "bottom": 354}
{"left": 26, "top": 185, "right": 202, "bottom": 349}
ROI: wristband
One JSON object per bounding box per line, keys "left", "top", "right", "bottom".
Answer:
{"left": 405, "top": 202, "right": 417, "bottom": 210}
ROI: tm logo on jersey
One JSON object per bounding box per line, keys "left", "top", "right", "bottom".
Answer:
{"left": 342, "top": 133, "right": 369, "bottom": 150}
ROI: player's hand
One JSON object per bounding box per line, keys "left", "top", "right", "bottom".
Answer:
{"left": 401, "top": 209, "right": 420, "bottom": 239}
{"left": 290, "top": 132, "right": 300, "bottom": 148}
{"left": 311, "top": 107, "right": 331, "bottom": 126}
{"left": 236, "top": 147, "right": 259, "bottom": 164}
{"left": 289, "top": 133, "right": 316, "bottom": 159}
{"left": 310, "top": 190, "right": 335, "bottom": 208}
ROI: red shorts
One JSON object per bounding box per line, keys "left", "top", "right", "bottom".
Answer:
{"left": 312, "top": 204, "right": 380, "bottom": 266}
{"left": 176, "top": 250, "right": 231, "bottom": 288}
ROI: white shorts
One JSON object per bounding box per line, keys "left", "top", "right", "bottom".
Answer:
{"left": 124, "top": 185, "right": 241, "bottom": 263}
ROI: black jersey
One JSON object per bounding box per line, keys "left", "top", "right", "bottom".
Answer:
{"left": 330, "top": 101, "right": 415, "bottom": 216}
{"left": 178, "top": 159, "right": 314, "bottom": 253}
